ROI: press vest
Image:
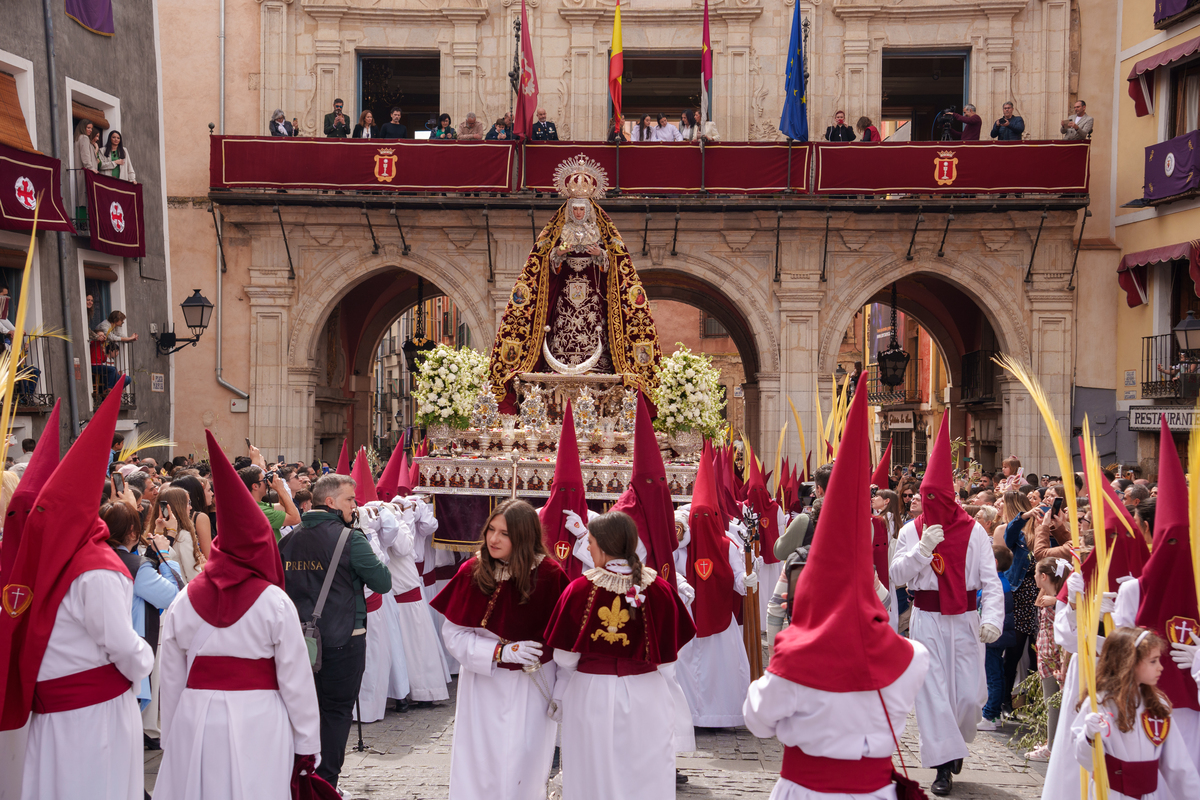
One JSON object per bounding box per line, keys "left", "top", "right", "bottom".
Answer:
{"left": 279, "top": 514, "right": 358, "bottom": 648}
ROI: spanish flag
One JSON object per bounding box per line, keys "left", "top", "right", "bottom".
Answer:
{"left": 609, "top": 0, "right": 623, "bottom": 124}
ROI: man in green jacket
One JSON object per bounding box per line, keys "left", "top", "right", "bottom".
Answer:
{"left": 279, "top": 473, "right": 391, "bottom": 788}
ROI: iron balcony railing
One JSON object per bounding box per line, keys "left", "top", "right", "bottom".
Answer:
{"left": 91, "top": 340, "right": 136, "bottom": 409}
{"left": 960, "top": 350, "right": 998, "bottom": 403}
{"left": 867, "top": 359, "right": 921, "bottom": 406}
{"left": 14, "top": 334, "right": 56, "bottom": 413}
{"left": 1142, "top": 333, "right": 1199, "bottom": 399}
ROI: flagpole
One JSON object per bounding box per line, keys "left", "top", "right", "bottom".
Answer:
{"left": 507, "top": 17, "right": 521, "bottom": 122}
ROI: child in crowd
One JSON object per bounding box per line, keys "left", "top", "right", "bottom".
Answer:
{"left": 1025, "top": 557, "right": 1071, "bottom": 761}
{"left": 980, "top": 543, "right": 1017, "bottom": 729}
{"left": 1071, "top": 627, "right": 1200, "bottom": 799}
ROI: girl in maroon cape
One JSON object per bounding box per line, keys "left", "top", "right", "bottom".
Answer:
{"left": 430, "top": 499, "right": 569, "bottom": 800}
{"left": 544, "top": 511, "right": 695, "bottom": 800}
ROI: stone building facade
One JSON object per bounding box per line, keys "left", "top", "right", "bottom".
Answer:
{"left": 159, "top": 0, "right": 1124, "bottom": 475}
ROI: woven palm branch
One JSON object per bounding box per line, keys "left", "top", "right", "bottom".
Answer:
{"left": 116, "top": 431, "right": 178, "bottom": 464}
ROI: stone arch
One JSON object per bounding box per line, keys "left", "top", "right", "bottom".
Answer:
{"left": 816, "top": 249, "right": 1031, "bottom": 378}
{"left": 287, "top": 243, "right": 493, "bottom": 371}
{"left": 640, "top": 253, "right": 781, "bottom": 378}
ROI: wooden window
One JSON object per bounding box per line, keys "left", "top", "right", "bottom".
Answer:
{"left": 0, "top": 71, "right": 35, "bottom": 153}
{"left": 1171, "top": 61, "right": 1200, "bottom": 138}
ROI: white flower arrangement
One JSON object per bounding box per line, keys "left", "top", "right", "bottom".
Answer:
{"left": 413, "top": 344, "right": 488, "bottom": 429}
{"left": 650, "top": 344, "right": 726, "bottom": 439}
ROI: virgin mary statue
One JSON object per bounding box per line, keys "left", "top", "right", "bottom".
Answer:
{"left": 487, "top": 156, "right": 662, "bottom": 411}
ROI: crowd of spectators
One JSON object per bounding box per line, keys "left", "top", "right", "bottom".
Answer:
{"left": 820, "top": 99, "right": 1093, "bottom": 142}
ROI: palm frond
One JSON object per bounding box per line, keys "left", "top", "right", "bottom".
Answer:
{"left": 116, "top": 431, "right": 177, "bottom": 464}
{"left": 788, "top": 396, "right": 805, "bottom": 495}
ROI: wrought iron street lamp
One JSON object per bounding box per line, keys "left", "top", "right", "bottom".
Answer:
{"left": 877, "top": 282, "right": 910, "bottom": 387}
{"left": 151, "top": 290, "right": 214, "bottom": 356}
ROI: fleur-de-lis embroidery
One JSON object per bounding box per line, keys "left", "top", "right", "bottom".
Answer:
{"left": 591, "top": 596, "right": 631, "bottom": 646}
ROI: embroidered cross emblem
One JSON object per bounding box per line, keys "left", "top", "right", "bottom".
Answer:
{"left": 14, "top": 177, "right": 35, "bottom": 211}
{"left": 109, "top": 202, "right": 125, "bottom": 233}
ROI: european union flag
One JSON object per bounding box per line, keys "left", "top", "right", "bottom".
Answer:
{"left": 780, "top": 4, "right": 808, "bottom": 142}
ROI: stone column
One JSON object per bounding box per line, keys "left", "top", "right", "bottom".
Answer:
{"left": 245, "top": 285, "right": 303, "bottom": 460}
{"left": 308, "top": 8, "right": 345, "bottom": 133}
{"left": 443, "top": 9, "right": 489, "bottom": 126}
{"left": 837, "top": 9, "right": 873, "bottom": 122}
{"left": 716, "top": 10, "right": 761, "bottom": 141}
{"left": 257, "top": 0, "right": 294, "bottom": 135}
{"left": 559, "top": 9, "right": 605, "bottom": 142}
{"left": 983, "top": 6, "right": 1019, "bottom": 122}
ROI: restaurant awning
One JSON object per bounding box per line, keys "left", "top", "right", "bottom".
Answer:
{"left": 1118, "top": 240, "right": 1200, "bottom": 307}
{"left": 1128, "top": 36, "right": 1200, "bottom": 116}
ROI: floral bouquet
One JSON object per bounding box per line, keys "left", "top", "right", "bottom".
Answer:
{"left": 413, "top": 344, "right": 488, "bottom": 429}
{"left": 650, "top": 344, "right": 726, "bottom": 440}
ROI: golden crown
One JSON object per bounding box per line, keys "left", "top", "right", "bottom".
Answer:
{"left": 553, "top": 155, "right": 609, "bottom": 199}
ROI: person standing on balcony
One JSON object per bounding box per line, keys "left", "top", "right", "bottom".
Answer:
{"left": 531, "top": 108, "right": 558, "bottom": 141}
{"left": 352, "top": 110, "right": 379, "bottom": 140}
{"left": 823, "top": 110, "right": 857, "bottom": 142}
{"left": 323, "top": 99, "right": 350, "bottom": 138}
{"left": 380, "top": 107, "right": 407, "bottom": 139}
{"left": 458, "top": 113, "right": 485, "bottom": 141}
{"left": 950, "top": 104, "right": 983, "bottom": 141}
{"left": 73, "top": 119, "right": 98, "bottom": 227}
{"left": 990, "top": 103, "right": 1025, "bottom": 141}
{"left": 269, "top": 109, "right": 297, "bottom": 137}
{"left": 93, "top": 311, "right": 136, "bottom": 395}
{"left": 1060, "top": 100, "right": 1093, "bottom": 140}
{"left": 855, "top": 116, "right": 882, "bottom": 142}
{"left": 99, "top": 131, "right": 136, "bottom": 183}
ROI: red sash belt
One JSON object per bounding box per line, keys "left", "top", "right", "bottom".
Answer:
{"left": 422, "top": 572, "right": 437, "bottom": 587}
{"left": 578, "top": 654, "right": 657, "bottom": 677}
{"left": 187, "top": 656, "right": 279, "bottom": 691}
{"left": 1105, "top": 754, "right": 1158, "bottom": 799}
{"left": 912, "top": 590, "right": 978, "bottom": 614}
{"left": 781, "top": 747, "right": 893, "bottom": 794}
{"left": 364, "top": 592, "right": 384, "bottom": 613}
{"left": 32, "top": 663, "right": 131, "bottom": 714}
{"left": 414, "top": 560, "right": 424, "bottom": 575}
{"left": 394, "top": 587, "right": 423, "bottom": 604}
{"left": 433, "top": 564, "right": 457, "bottom": 581}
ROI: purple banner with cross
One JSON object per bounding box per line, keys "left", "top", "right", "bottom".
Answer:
{"left": 1145, "top": 131, "right": 1199, "bottom": 202}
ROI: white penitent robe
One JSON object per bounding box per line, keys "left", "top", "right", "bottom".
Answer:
{"left": 442, "top": 621, "right": 558, "bottom": 800}
{"left": 154, "top": 587, "right": 321, "bottom": 800}
{"left": 407, "top": 499, "right": 460, "bottom": 676}
{"left": 742, "top": 642, "right": 931, "bottom": 800}
{"left": 1112, "top": 577, "right": 1200, "bottom": 789}
{"left": 1042, "top": 599, "right": 1099, "bottom": 800}
{"left": 889, "top": 519, "right": 1004, "bottom": 769}
{"left": 356, "top": 517, "right": 400, "bottom": 723}
{"left": 675, "top": 539, "right": 752, "bottom": 728}
{"left": 554, "top": 650, "right": 678, "bottom": 800}
{"left": 386, "top": 512, "right": 451, "bottom": 702}
{"left": 21, "top": 569, "right": 154, "bottom": 800}
{"left": 1071, "top": 699, "right": 1200, "bottom": 800}
{"left": 753, "top": 506, "right": 788, "bottom": 630}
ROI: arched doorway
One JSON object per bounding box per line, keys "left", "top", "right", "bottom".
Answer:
{"left": 827, "top": 269, "right": 1013, "bottom": 474}
{"left": 640, "top": 268, "right": 765, "bottom": 450}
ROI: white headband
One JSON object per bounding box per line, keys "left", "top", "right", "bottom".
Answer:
{"left": 1135, "top": 629, "right": 1151, "bottom": 648}
{"left": 1054, "top": 558, "right": 1069, "bottom": 578}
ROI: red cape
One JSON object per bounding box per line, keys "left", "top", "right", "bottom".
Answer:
{"left": 0, "top": 382, "right": 129, "bottom": 730}
{"left": 686, "top": 443, "right": 737, "bottom": 638}
{"left": 187, "top": 431, "right": 286, "bottom": 628}
{"left": 538, "top": 402, "right": 589, "bottom": 580}
{"left": 745, "top": 453, "right": 782, "bottom": 565}
{"left": 913, "top": 414, "right": 973, "bottom": 615}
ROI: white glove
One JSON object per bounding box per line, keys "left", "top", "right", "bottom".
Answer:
{"left": 1083, "top": 711, "right": 1108, "bottom": 739}
{"left": 1100, "top": 592, "right": 1117, "bottom": 616}
{"left": 979, "top": 623, "right": 1001, "bottom": 644}
{"left": 917, "top": 524, "right": 945, "bottom": 559}
{"left": 874, "top": 574, "right": 890, "bottom": 607}
{"left": 1066, "top": 571, "right": 1084, "bottom": 598}
{"left": 1171, "top": 632, "right": 1200, "bottom": 671}
{"left": 677, "top": 577, "right": 696, "bottom": 605}
{"left": 500, "top": 640, "right": 543, "bottom": 666}
{"left": 743, "top": 571, "right": 759, "bottom": 591}
{"left": 563, "top": 510, "right": 588, "bottom": 539}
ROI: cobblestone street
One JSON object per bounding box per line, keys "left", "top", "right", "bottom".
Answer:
{"left": 145, "top": 677, "right": 1048, "bottom": 799}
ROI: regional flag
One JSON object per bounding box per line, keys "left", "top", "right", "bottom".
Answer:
{"left": 514, "top": 0, "right": 539, "bottom": 139}
{"left": 609, "top": 0, "right": 624, "bottom": 123}
{"left": 779, "top": 3, "right": 808, "bottom": 141}
{"left": 701, "top": 0, "right": 713, "bottom": 124}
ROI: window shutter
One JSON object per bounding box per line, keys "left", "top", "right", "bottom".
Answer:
{"left": 0, "top": 72, "right": 35, "bottom": 153}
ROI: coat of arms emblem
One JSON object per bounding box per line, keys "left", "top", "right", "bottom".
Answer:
{"left": 934, "top": 150, "right": 959, "bottom": 186}
{"left": 374, "top": 148, "right": 398, "bottom": 183}
{"left": 1142, "top": 711, "right": 1170, "bottom": 746}
{"left": 695, "top": 558, "right": 714, "bottom": 580}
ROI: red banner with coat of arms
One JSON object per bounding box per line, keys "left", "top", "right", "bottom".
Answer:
{"left": 85, "top": 170, "right": 145, "bottom": 257}
{"left": 0, "top": 142, "right": 74, "bottom": 233}
{"left": 812, "top": 140, "right": 1091, "bottom": 195}
{"left": 210, "top": 136, "right": 517, "bottom": 193}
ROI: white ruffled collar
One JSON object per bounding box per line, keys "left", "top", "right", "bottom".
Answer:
{"left": 585, "top": 562, "right": 656, "bottom": 594}
{"left": 493, "top": 553, "right": 545, "bottom": 583}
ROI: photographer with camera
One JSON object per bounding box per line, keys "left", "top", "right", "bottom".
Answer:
{"left": 949, "top": 104, "right": 982, "bottom": 141}
{"left": 239, "top": 456, "right": 300, "bottom": 542}
{"left": 989, "top": 102, "right": 1025, "bottom": 141}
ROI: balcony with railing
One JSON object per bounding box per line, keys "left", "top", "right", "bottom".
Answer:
{"left": 91, "top": 340, "right": 137, "bottom": 410}
{"left": 1142, "top": 333, "right": 1200, "bottom": 399}
{"left": 1155, "top": 0, "right": 1200, "bottom": 28}
{"left": 13, "top": 334, "right": 57, "bottom": 413}
{"left": 960, "top": 350, "right": 999, "bottom": 404}
{"left": 867, "top": 359, "right": 921, "bottom": 406}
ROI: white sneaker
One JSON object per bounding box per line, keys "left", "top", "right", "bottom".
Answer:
{"left": 1024, "top": 744, "right": 1051, "bottom": 762}
{"left": 976, "top": 717, "right": 998, "bottom": 731}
